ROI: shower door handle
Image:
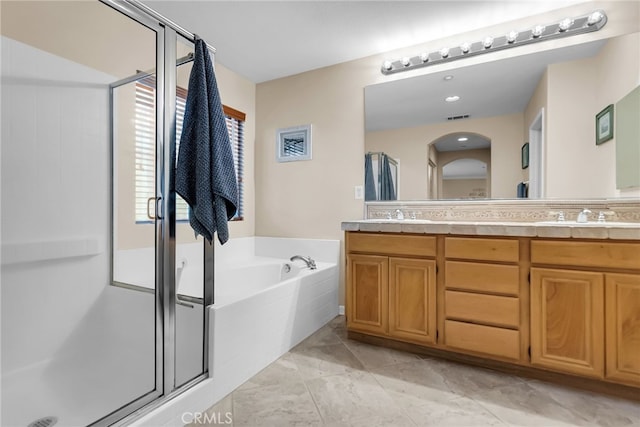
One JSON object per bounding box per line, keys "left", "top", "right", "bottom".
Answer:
{"left": 146, "top": 196, "right": 163, "bottom": 220}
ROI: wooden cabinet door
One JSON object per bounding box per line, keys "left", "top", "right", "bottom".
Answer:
{"left": 347, "top": 254, "right": 388, "bottom": 335}
{"left": 606, "top": 273, "right": 640, "bottom": 386}
{"left": 388, "top": 257, "right": 436, "bottom": 344}
{"left": 530, "top": 268, "right": 604, "bottom": 378}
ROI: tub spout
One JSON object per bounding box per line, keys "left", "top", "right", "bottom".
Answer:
{"left": 290, "top": 255, "right": 316, "bottom": 270}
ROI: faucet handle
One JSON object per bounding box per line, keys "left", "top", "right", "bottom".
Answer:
{"left": 597, "top": 211, "right": 615, "bottom": 223}
{"left": 395, "top": 209, "right": 404, "bottom": 220}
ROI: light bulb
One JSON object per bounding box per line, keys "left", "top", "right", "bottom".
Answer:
{"left": 401, "top": 57, "right": 411, "bottom": 67}
{"left": 558, "top": 18, "right": 574, "bottom": 32}
{"left": 383, "top": 60, "right": 393, "bottom": 71}
{"left": 506, "top": 30, "right": 519, "bottom": 43}
{"left": 588, "top": 11, "right": 604, "bottom": 26}
{"left": 532, "top": 25, "right": 546, "bottom": 38}
{"left": 420, "top": 52, "right": 429, "bottom": 63}
{"left": 482, "top": 36, "right": 494, "bottom": 49}
{"left": 439, "top": 47, "right": 450, "bottom": 58}
{"left": 460, "top": 42, "right": 471, "bottom": 54}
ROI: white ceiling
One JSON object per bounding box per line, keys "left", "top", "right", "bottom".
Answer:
{"left": 142, "top": 0, "right": 586, "bottom": 83}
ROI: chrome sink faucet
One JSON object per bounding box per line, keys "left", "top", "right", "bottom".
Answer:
{"left": 577, "top": 208, "right": 591, "bottom": 223}
{"left": 290, "top": 255, "right": 317, "bottom": 270}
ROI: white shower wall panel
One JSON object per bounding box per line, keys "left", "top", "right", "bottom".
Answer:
{"left": 1, "top": 36, "right": 113, "bottom": 373}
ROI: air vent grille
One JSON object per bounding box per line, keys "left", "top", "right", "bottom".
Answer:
{"left": 447, "top": 114, "right": 470, "bottom": 121}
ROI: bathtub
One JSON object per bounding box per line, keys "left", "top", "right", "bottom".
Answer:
{"left": 132, "top": 236, "right": 340, "bottom": 426}
{"left": 208, "top": 237, "right": 340, "bottom": 405}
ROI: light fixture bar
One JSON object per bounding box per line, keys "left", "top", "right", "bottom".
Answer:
{"left": 381, "top": 10, "right": 607, "bottom": 75}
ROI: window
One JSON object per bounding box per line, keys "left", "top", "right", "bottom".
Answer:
{"left": 134, "top": 78, "right": 245, "bottom": 223}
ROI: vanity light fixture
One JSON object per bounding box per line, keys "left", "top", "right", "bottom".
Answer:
{"left": 380, "top": 9, "right": 607, "bottom": 75}
{"left": 558, "top": 18, "right": 574, "bottom": 32}
{"left": 587, "top": 10, "right": 604, "bottom": 26}
{"left": 531, "top": 24, "right": 546, "bottom": 38}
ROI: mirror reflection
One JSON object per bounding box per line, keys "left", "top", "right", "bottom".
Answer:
{"left": 365, "top": 32, "right": 639, "bottom": 200}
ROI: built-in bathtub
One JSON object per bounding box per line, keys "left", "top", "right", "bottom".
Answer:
{"left": 131, "top": 236, "right": 340, "bottom": 426}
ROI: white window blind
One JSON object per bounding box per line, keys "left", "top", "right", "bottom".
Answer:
{"left": 135, "top": 78, "right": 245, "bottom": 223}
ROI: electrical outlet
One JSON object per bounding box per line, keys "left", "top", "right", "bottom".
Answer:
{"left": 354, "top": 185, "right": 364, "bottom": 200}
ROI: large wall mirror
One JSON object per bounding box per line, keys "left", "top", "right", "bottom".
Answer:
{"left": 365, "top": 31, "right": 640, "bottom": 201}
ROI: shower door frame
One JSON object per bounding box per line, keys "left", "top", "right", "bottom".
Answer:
{"left": 103, "top": 0, "right": 214, "bottom": 425}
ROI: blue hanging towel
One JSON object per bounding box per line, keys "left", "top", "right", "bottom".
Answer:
{"left": 176, "top": 37, "right": 238, "bottom": 244}
{"left": 364, "top": 153, "right": 377, "bottom": 201}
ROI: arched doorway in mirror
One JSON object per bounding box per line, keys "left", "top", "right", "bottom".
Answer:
{"left": 427, "top": 132, "right": 491, "bottom": 199}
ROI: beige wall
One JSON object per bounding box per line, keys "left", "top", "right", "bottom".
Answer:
{"left": 545, "top": 32, "right": 640, "bottom": 198}
{"left": 523, "top": 69, "right": 549, "bottom": 186}
{"left": 443, "top": 179, "right": 488, "bottom": 199}
{"left": 366, "top": 115, "right": 520, "bottom": 200}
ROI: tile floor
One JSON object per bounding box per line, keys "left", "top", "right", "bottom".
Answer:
{"left": 191, "top": 316, "right": 640, "bottom": 426}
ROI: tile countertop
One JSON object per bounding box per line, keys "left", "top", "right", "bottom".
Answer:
{"left": 341, "top": 219, "right": 640, "bottom": 240}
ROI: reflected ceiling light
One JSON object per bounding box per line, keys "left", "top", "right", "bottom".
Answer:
{"left": 445, "top": 95, "right": 460, "bottom": 102}
{"left": 457, "top": 137, "right": 469, "bottom": 142}
{"left": 443, "top": 75, "right": 454, "bottom": 81}
{"left": 380, "top": 9, "right": 607, "bottom": 75}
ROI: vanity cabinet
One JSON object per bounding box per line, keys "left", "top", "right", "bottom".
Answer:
{"left": 531, "top": 240, "right": 640, "bottom": 386}
{"left": 443, "top": 237, "right": 524, "bottom": 361}
{"left": 345, "top": 229, "right": 640, "bottom": 395}
{"left": 346, "top": 232, "right": 437, "bottom": 345}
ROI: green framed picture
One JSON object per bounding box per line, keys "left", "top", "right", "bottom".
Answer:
{"left": 521, "top": 142, "right": 529, "bottom": 169}
{"left": 596, "top": 104, "right": 614, "bottom": 145}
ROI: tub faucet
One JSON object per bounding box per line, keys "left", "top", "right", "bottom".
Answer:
{"left": 290, "top": 255, "right": 317, "bottom": 270}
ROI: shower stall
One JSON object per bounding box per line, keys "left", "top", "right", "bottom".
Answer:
{"left": 1, "top": 1, "right": 213, "bottom": 425}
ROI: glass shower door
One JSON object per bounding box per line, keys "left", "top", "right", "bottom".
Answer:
{"left": 1, "top": 1, "right": 163, "bottom": 425}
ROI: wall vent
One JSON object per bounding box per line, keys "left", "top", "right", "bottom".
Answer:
{"left": 447, "top": 114, "right": 470, "bottom": 121}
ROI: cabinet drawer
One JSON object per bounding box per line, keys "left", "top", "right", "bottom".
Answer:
{"left": 445, "top": 320, "right": 520, "bottom": 360}
{"left": 445, "top": 291, "right": 519, "bottom": 328}
{"left": 445, "top": 261, "right": 520, "bottom": 296}
{"left": 531, "top": 240, "right": 640, "bottom": 270}
{"left": 445, "top": 237, "right": 519, "bottom": 263}
{"left": 347, "top": 232, "right": 436, "bottom": 257}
